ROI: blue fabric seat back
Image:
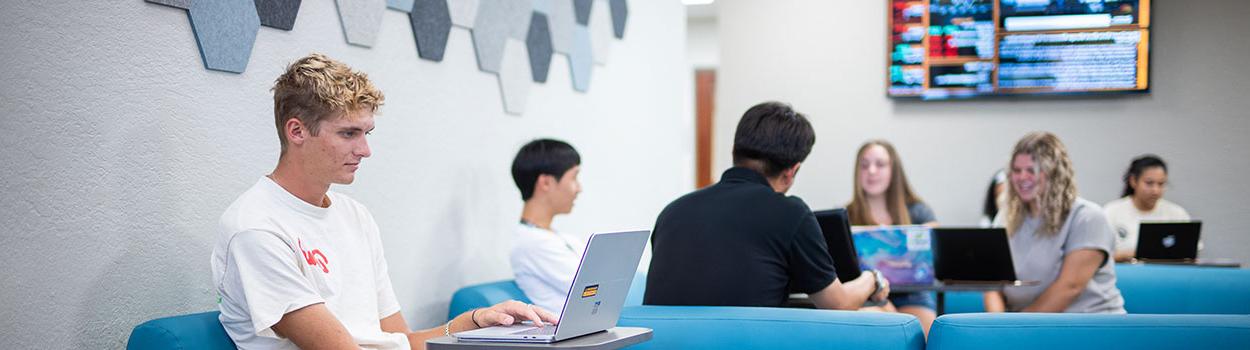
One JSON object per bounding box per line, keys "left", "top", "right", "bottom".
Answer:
{"left": 1116, "top": 264, "right": 1250, "bottom": 314}
{"left": 942, "top": 264, "right": 1250, "bottom": 314}
{"left": 447, "top": 280, "right": 531, "bottom": 320}
{"left": 618, "top": 305, "right": 924, "bottom": 350}
{"left": 928, "top": 313, "right": 1250, "bottom": 350}
{"left": 127, "top": 311, "right": 236, "bottom": 350}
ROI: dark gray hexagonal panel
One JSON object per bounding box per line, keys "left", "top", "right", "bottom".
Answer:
{"left": 254, "top": 0, "right": 301, "bottom": 31}
{"left": 335, "top": 0, "right": 386, "bottom": 47}
{"left": 572, "top": 0, "right": 592, "bottom": 25}
{"left": 409, "top": 0, "right": 452, "bottom": 61}
{"left": 147, "top": 0, "right": 190, "bottom": 10}
{"left": 609, "top": 0, "right": 626, "bottom": 39}
{"left": 387, "top": 0, "right": 414, "bottom": 12}
{"left": 568, "top": 24, "right": 593, "bottom": 92}
{"left": 526, "top": 12, "right": 553, "bottom": 83}
{"left": 471, "top": 0, "right": 532, "bottom": 73}
{"left": 189, "top": 0, "right": 260, "bottom": 73}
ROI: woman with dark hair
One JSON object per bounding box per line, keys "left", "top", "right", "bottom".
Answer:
{"left": 1103, "top": 155, "right": 1191, "bottom": 262}
{"left": 980, "top": 170, "right": 1007, "bottom": 227}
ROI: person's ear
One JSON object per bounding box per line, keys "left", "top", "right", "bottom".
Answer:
{"left": 286, "top": 117, "right": 307, "bottom": 146}
{"left": 535, "top": 174, "right": 555, "bottom": 194}
{"left": 786, "top": 162, "right": 802, "bottom": 180}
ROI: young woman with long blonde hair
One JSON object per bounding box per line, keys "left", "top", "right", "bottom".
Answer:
{"left": 984, "top": 132, "right": 1125, "bottom": 313}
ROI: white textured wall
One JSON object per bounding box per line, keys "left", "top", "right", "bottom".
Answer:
{"left": 715, "top": 1, "right": 1250, "bottom": 262}
{"left": 0, "top": 1, "right": 690, "bottom": 348}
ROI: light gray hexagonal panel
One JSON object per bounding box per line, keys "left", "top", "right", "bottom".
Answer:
{"left": 497, "top": 39, "right": 531, "bottom": 115}
{"left": 447, "top": 0, "right": 479, "bottom": 28}
{"left": 188, "top": 0, "right": 260, "bottom": 73}
{"left": 471, "top": 0, "right": 532, "bottom": 73}
{"left": 387, "top": 0, "right": 414, "bottom": 12}
{"left": 589, "top": 0, "right": 612, "bottom": 65}
{"left": 547, "top": 0, "right": 575, "bottom": 54}
{"left": 146, "top": 0, "right": 189, "bottom": 10}
{"left": 335, "top": 0, "right": 386, "bottom": 47}
{"left": 532, "top": 0, "right": 551, "bottom": 14}
{"left": 568, "top": 24, "right": 593, "bottom": 92}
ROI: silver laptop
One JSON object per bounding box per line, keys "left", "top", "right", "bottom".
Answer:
{"left": 453, "top": 230, "right": 649, "bottom": 343}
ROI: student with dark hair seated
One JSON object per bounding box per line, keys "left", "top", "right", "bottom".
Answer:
{"left": 1103, "top": 155, "right": 1191, "bottom": 262}
{"left": 645, "top": 102, "right": 888, "bottom": 310}
{"left": 509, "top": 139, "right": 585, "bottom": 314}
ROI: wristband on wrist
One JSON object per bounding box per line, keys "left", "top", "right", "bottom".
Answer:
{"left": 470, "top": 308, "right": 483, "bottom": 328}
{"left": 443, "top": 319, "right": 453, "bottom": 337}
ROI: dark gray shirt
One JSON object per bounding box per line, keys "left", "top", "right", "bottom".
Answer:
{"left": 1002, "top": 198, "right": 1126, "bottom": 313}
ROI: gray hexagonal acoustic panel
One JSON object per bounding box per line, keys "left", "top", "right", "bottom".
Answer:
{"left": 387, "top": 0, "right": 414, "bottom": 12}
{"left": 589, "top": 0, "right": 612, "bottom": 65}
{"left": 447, "top": 0, "right": 479, "bottom": 28}
{"left": 409, "top": 0, "right": 451, "bottom": 61}
{"left": 526, "top": 12, "right": 553, "bottom": 83}
{"left": 254, "top": 0, "right": 301, "bottom": 31}
{"left": 188, "top": 0, "right": 260, "bottom": 73}
{"left": 547, "top": 0, "right": 575, "bottom": 54}
{"left": 497, "top": 39, "right": 531, "bottom": 115}
{"left": 568, "top": 24, "right": 593, "bottom": 92}
{"left": 609, "top": 0, "right": 627, "bottom": 39}
{"left": 471, "top": 0, "right": 531, "bottom": 73}
{"left": 572, "top": 0, "right": 592, "bottom": 25}
{"left": 335, "top": 0, "right": 386, "bottom": 47}
{"left": 146, "top": 0, "right": 189, "bottom": 10}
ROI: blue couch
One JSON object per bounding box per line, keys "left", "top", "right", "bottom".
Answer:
{"left": 127, "top": 311, "right": 235, "bottom": 350}
{"left": 928, "top": 313, "right": 1250, "bottom": 350}
{"left": 619, "top": 305, "right": 924, "bottom": 349}
{"left": 944, "top": 264, "right": 1250, "bottom": 314}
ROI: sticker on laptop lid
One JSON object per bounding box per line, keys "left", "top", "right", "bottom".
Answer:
{"left": 581, "top": 284, "right": 599, "bottom": 298}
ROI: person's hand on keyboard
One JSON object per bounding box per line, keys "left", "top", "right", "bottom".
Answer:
{"left": 472, "top": 300, "right": 560, "bottom": 329}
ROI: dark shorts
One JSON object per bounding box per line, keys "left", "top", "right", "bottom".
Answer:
{"left": 889, "top": 291, "right": 936, "bottom": 310}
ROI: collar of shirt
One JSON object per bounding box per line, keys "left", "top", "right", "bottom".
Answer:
{"left": 720, "top": 167, "right": 771, "bottom": 187}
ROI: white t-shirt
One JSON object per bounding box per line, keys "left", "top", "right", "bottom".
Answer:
{"left": 510, "top": 223, "right": 586, "bottom": 313}
{"left": 1103, "top": 197, "right": 1191, "bottom": 256}
{"left": 211, "top": 177, "right": 408, "bottom": 350}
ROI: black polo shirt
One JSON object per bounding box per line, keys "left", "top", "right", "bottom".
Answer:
{"left": 643, "top": 167, "right": 838, "bottom": 307}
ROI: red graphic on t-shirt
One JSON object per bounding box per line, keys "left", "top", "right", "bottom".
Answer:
{"left": 298, "top": 239, "right": 329, "bottom": 274}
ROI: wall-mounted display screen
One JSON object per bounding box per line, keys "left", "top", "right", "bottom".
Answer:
{"left": 888, "top": 0, "right": 1150, "bottom": 99}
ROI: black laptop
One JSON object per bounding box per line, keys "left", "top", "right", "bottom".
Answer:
{"left": 1136, "top": 221, "right": 1202, "bottom": 261}
{"left": 931, "top": 228, "right": 1020, "bottom": 284}
{"left": 813, "top": 209, "right": 863, "bottom": 282}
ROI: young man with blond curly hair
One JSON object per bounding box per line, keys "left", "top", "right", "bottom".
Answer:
{"left": 211, "top": 53, "right": 557, "bottom": 350}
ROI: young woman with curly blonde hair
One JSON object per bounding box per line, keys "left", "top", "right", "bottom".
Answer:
{"left": 983, "top": 132, "right": 1125, "bottom": 313}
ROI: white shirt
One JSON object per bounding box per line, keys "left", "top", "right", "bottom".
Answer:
{"left": 211, "top": 177, "right": 408, "bottom": 350}
{"left": 1103, "top": 197, "right": 1191, "bottom": 256}
{"left": 510, "top": 223, "right": 586, "bottom": 314}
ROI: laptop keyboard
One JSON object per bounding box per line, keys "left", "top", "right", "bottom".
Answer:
{"left": 512, "top": 327, "right": 557, "bottom": 336}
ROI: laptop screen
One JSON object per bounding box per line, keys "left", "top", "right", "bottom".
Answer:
{"left": 851, "top": 225, "right": 935, "bottom": 285}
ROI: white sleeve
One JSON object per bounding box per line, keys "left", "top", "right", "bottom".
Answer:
{"left": 222, "top": 230, "right": 325, "bottom": 338}
{"left": 364, "top": 210, "right": 402, "bottom": 319}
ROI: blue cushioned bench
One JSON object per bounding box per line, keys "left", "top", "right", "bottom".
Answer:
{"left": 618, "top": 305, "right": 924, "bottom": 350}
{"left": 944, "top": 264, "right": 1250, "bottom": 314}
{"left": 127, "top": 311, "right": 235, "bottom": 350}
{"left": 928, "top": 313, "right": 1250, "bottom": 350}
